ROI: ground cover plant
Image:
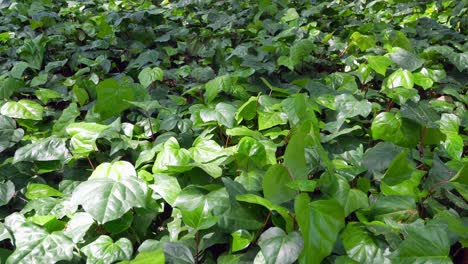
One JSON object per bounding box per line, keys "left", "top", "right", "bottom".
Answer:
{"left": 0, "top": 0, "right": 467, "bottom": 263}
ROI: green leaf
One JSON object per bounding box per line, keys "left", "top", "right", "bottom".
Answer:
{"left": 281, "top": 8, "right": 299, "bottom": 22}
{"left": 258, "top": 111, "right": 288, "bottom": 131}
{"left": 262, "top": 164, "right": 295, "bottom": 205}
{"left": 94, "top": 78, "right": 140, "bottom": 120}
{"left": 13, "top": 136, "right": 70, "bottom": 163}
{"left": 350, "top": 32, "right": 375, "bottom": 51}
{"left": 173, "top": 186, "right": 218, "bottom": 230}
{"left": 30, "top": 73, "right": 48, "bottom": 87}
{"left": 66, "top": 122, "right": 109, "bottom": 156}
{"left": 104, "top": 211, "right": 133, "bottom": 234}
{"left": 82, "top": 236, "right": 133, "bottom": 264}
{"left": 152, "top": 137, "right": 193, "bottom": 173}
{"left": 370, "top": 196, "right": 417, "bottom": 222}
{"left": 400, "top": 101, "right": 439, "bottom": 128}
{"left": 52, "top": 103, "right": 80, "bottom": 136}
{"left": 0, "top": 181, "right": 15, "bottom": 207}
{"left": 119, "top": 248, "right": 165, "bottom": 264}
{"left": 257, "top": 227, "right": 303, "bottom": 264}
{"left": 334, "top": 94, "right": 372, "bottom": 122}
{"left": 290, "top": 39, "right": 314, "bottom": 66}
{"left": 204, "top": 75, "right": 236, "bottom": 103}
{"left": 362, "top": 142, "right": 402, "bottom": 172}
{"left": 438, "top": 113, "right": 463, "bottom": 160}
{"left": 0, "top": 78, "right": 23, "bottom": 100}
{"left": 10, "top": 62, "right": 30, "bottom": 79}
{"left": 294, "top": 194, "right": 345, "bottom": 264}
{"left": 341, "top": 223, "right": 389, "bottom": 263}
{"left": 391, "top": 223, "right": 451, "bottom": 264}
{"left": 344, "top": 189, "right": 369, "bottom": 216}
{"left": 150, "top": 174, "right": 181, "bottom": 206}
{"left": 384, "top": 68, "right": 414, "bottom": 89}
{"left": 17, "top": 35, "right": 45, "bottom": 69}
{"left": 231, "top": 229, "right": 253, "bottom": 252}
{"left": 25, "top": 184, "right": 63, "bottom": 200}
{"left": 71, "top": 171, "right": 148, "bottom": 223}
{"left": 0, "top": 115, "right": 24, "bottom": 152}
{"left": 236, "top": 194, "right": 294, "bottom": 232}
{"left": 367, "top": 55, "right": 393, "bottom": 76}
{"left": 235, "top": 96, "right": 258, "bottom": 122}
{"left": 63, "top": 212, "right": 94, "bottom": 243}
{"left": 286, "top": 179, "right": 317, "bottom": 192}
{"left": 0, "top": 100, "right": 43, "bottom": 120}
{"left": 382, "top": 150, "right": 424, "bottom": 186}
{"left": 389, "top": 48, "right": 425, "bottom": 71}
{"left": 138, "top": 67, "right": 163, "bottom": 88}
{"left": 90, "top": 161, "right": 137, "bottom": 180}
{"left": 35, "top": 88, "right": 60, "bottom": 104}
{"left": 371, "top": 112, "right": 420, "bottom": 147}
{"left": 5, "top": 219, "right": 73, "bottom": 264}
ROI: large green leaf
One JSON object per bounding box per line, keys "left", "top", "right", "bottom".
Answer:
{"left": 257, "top": 227, "right": 303, "bottom": 264}
{"left": 66, "top": 122, "right": 109, "bottom": 156}
{"left": 82, "top": 235, "right": 133, "bottom": 264}
{"left": 72, "top": 162, "right": 147, "bottom": 223}
{"left": 294, "top": 194, "right": 345, "bottom": 264}
{"left": 0, "top": 100, "right": 43, "bottom": 120}
{"left": 5, "top": 215, "right": 73, "bottom": 264}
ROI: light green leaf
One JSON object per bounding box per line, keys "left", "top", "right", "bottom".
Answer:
{"left": 25, "top": 184, "right": 63, "bottom": 200}
{"left": 382, "top": 150, "right": 424, "bottom": 186}
{"left": 82, "top": 236, "right": 133, "bottom": 264}
{"left": 119, "top": 248, "right": 165, "bottom": 264}
{"left": 150, "top": 174, "right": 181, "bottom": 206}
{"left": 231, "top": 230, "right": 253, "bottom": 253}
{"left": 258, "top": 111, "right": 288, "bottom": 131}
{"left": 5, "top": 222, "right": 73, "bottom": 264}
{"left": 35, "top": 88, "right": 60, "bottom": 104}
{"left": 71, "top": 177, "right": 148, "bottom": 224}
{"left": 204, "top": 75, "right": 236, "bottom": 103}
{"left": 66, "top": 122, "right": 109, "bottom": 156}
{"left": 63, "top": 212, "right": 94, "bottom": 243}
{"left": 90, "top": 161, "right": 137, "bottom": 181}
{"left": 350, "top": 32, "right": 375, "bottom": 51}
{"left": 138, "top": 67, "right": 163, "bottom": 88}
{"left": 371, "top": 112, "right": 420, "bottom": 147}
{"left": 0, "top": 100, "right": 43, "bottom": 120}
{"left": 13, "top": 136, "right": 70, "bottom": 163}
{"left": 52, "top": 103, "right": 80, "bottom": 136}
{"left": 384, "top": 68, "right": 414, "bottom": 89}
{"left": 94, "top": 78, "right": 140, "bottom": 120}
{"left": 152, "top": 137, "right": 193, "bottom": 173}
{"left": 367, "top": 55, "right": 393, "bottom": 76}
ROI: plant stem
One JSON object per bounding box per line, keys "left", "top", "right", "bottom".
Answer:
{"left": 87, "top": 156, "right": 95, "bottom": 170}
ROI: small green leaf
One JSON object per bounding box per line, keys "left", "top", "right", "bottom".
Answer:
{"left": 25, "top": 184, "right": 63, "bottom": 200}
{"left": 138, "top": 67, "right": 163, "bottom": 88}
{"left": 262, "top": 164, "right": 295, "bottom": 205}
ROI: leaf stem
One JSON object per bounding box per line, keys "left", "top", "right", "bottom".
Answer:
{"left": 87, "top": 156, "right": 95, "bottom": 170}
{"left": 254, "top": 211, "right": 272, "bottom": 244}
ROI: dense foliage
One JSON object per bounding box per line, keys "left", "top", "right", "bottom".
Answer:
{"left": 0, "top": 0, "right": 467, "bottom": 263}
